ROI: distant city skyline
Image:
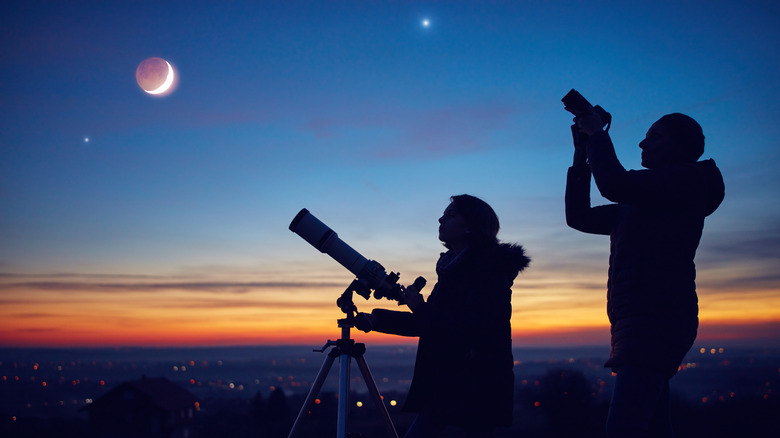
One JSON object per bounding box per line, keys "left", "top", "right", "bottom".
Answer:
{"left": 3, "top": 345, "right": 777, "bottom": 437}
{"left": 2, "top": 1, "right": 779, "bottom": 348}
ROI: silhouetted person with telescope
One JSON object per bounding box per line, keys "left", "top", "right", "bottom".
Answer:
{"left": 564, "top": 94, "right": 725, "bottom": 437}
{"left": 356, "top": 194, "right": 530, "bottom": 438}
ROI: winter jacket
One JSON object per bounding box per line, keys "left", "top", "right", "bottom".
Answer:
{"left": 566, "top": 130, "right": 725, "bottom": 377}
{"left": 371, "top": 243, "right": 529, "bottom": 427}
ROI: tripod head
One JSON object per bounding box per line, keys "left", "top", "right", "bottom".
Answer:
{"left": 336, "top": 276, "right": 427, "bottom": 323}
{"left": 336, "top": 280, "right": 362, "bottom": 320}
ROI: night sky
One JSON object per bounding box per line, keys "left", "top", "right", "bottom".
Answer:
{"left": 2, "top": 0, "right": 779, "bottom": 347}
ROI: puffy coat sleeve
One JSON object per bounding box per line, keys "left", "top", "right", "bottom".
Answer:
{"left": 371, "top": 308, "right": 421, "bottom": 337}
{"left": 370, "top": 287, "right": 487, "bottom": 339}
{"left": 565, "top": 163, "right": 617, "bottom": 235}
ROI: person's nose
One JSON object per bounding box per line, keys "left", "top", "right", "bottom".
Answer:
{"left": 438, "top": 215, "right": 445, "bottom": 224}
{"left": 639, "top": 139, "right": 646, "bottom": 150}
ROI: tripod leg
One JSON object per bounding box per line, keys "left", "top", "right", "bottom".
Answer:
{"left": 288, "top": 352, "right": 337, "bottom": 438}
{"left": 337, "top": 351, "right": 351, "bottom": 438}
{"left": 355, "top": 355, "right": 399, "bottom": 438}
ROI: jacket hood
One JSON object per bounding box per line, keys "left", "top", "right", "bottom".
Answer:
{"left": 471, "top": 243, "right": 530, "bottom": 279}
{"left": 496, "top": 243, "right": 531, "bottom": 275}
{"left": 698, "top": 158, "right": 725, "bottom": 216}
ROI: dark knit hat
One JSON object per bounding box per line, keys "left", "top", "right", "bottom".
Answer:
{"left": 657, "top": 113, "right": 705, "bottom": 163}
{"left": 449, "top": 194, "right": 500, "bottom": 247}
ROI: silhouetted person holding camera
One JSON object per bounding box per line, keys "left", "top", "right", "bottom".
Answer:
{"left": 356, "top": 194, "right": 529, "bottom": 438}
{"left": 565, "top": 105, "right": 725, "bottom": 437}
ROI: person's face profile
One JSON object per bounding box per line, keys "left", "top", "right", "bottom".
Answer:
{"left": 438, "top": 203, "right": 469, "bottom": 249}
{"left": 639, "top": 122, "right": 675, "bottom": 168}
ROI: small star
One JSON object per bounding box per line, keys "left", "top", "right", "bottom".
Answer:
{"left": 422, "top": 19, "right": 430, "bottom": 28}
{"left": 84, "top": 137, "right": 90, "bottom": 143}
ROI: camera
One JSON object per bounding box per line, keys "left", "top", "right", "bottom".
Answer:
{"left": 289, "top": 208, "right": 425, "bottom": 303}
{"left": 562, "top": 89, "right": 611, "bottom": 129}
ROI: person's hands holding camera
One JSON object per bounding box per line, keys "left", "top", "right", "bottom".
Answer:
{"left": 569, "top": 106, "right": 604, "bottom": 166}
{"left": 571, "top": 106, "right": 605, "bottom": 137}
{"left": 563, "top": 90, "right": 610, "bottom": 166}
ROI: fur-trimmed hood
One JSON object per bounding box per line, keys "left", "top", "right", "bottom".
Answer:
{"left": 437, "top": 242, "right": 530, "bottom": 279}
{"left": 493, "top": 242, "right": 531, "bottom": 276}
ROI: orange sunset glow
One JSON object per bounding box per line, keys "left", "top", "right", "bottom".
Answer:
{"left": 3, "top": 257, "right": 779, "bottom": 348}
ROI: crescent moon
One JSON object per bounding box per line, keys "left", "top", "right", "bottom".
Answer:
{"left": 145, "top": 61, "right": 174, "bottom": 95}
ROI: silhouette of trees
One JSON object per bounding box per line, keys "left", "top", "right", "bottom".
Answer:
{"left": 192, "top": 388, "right": 293, "bottom": 438}
{"left": 194, "top": 397, "right": 256, "bottom": 438}
{"left": 250, "top": 391, "right": 267, "bottom": 432}
{"left": 518, "top": 368, "right": 607, "bottom": 438}
{"left": 672, "top": 395, "right": 780, "bottom": 438}
{"left": 266, "top": 388, "right": 292, "bottom": 437}
{"left": 1, "top": 416, "right": 87, "bottom": 438}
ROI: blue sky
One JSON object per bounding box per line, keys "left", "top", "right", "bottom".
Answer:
{"left": 2, "top": 0, "right": 779, "bottom": 347}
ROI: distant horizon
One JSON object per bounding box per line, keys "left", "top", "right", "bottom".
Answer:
{"left": 4, "top": 321, "right": 779, "bottom": 351}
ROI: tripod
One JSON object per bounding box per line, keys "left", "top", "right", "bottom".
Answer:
{"left": 288, "top": 284, "right": 399, "bottom": 438}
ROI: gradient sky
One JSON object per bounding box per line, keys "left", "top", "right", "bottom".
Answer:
{"left": 2, "top": 0, "right": 779, "bottom": 348}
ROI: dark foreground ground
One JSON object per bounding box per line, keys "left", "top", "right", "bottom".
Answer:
{"left": 2, "top": 345, "right": 778, "bottom": 437}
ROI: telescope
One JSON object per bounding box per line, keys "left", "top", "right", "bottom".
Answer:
{"left": 289, "top": 208, "right": 425, "bottom": 304}
{"left": 289, "top": 209, "right": 422, "bottom": 438}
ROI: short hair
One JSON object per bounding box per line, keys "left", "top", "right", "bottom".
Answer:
{"left": 657, "top": 113, "right": 705, "bottom": 163}
{"left": 449, "top": 194, "right": 499, "bottom": 247}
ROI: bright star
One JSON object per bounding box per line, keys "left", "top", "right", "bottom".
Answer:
{"left": 422, "top": 19, "right": 430, "bottom": 28}
{"left": 84, "top": 137, "right": 90, "bottom": 143}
